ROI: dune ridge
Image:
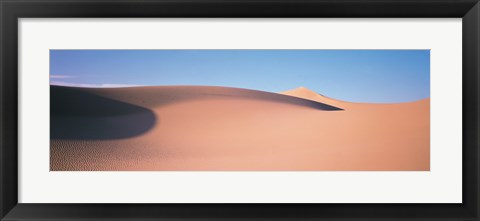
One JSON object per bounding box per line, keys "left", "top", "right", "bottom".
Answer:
{"left": 50, "top": 85, "right": 430, "bottom": 171}
{"left": 55, "top": 85, "right": 343, "bottom": 110}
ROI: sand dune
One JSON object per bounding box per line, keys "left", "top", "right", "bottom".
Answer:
{"left": 50, "top": 85, "right": 429, "bottom": 171}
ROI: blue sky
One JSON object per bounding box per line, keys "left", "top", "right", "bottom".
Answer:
{"left": 50, "top": 50, "right": 430, "bottom": 103}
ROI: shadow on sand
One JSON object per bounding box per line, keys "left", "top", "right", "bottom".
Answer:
{"left": 50, "top": 86, "right": 156, "bottom": 140}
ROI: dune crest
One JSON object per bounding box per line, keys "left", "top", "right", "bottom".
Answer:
{"left": 56, "top": 85, "right": 343, "bottom": 111}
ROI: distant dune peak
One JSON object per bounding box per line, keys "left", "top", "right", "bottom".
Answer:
{"left": 281, "top": 86, "right": 326, "bottom": 99}
{"left": 280, "top": 86, "right": 348, "bottom": 109}
{"left": 295, "top": 86, "right": 311, "bottom": 90}
{"left": 288, "top": 86, "right": 321, "bottom": 95}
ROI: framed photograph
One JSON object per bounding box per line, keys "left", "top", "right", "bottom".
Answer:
{"left": 1, "top": 0, "right": 479, "bottom": 220}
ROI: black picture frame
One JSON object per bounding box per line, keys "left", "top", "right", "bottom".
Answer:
{"left": 1, "top": 0, "right": 479, "bottom": 220}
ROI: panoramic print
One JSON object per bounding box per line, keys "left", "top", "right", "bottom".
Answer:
{"left": 50, "top": 50, "right": 430, "bottom": 171}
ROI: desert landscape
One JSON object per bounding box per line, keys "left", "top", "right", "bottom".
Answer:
{"left": 50, "top": 85, "right": 429, "bottom": 171}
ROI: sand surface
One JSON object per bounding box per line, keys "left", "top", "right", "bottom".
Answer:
{"left": 50, "top": 85, "right": 429, "bottom": 171}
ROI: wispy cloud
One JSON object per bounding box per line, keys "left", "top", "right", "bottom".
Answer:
{"left": 50, "top": 75, "right": 75, "bottom": 79}
{"left": 50, "top": 81, "right": 142, "bottom": 88}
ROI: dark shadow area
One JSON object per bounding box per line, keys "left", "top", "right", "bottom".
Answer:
{"left": 50, "top": 86, "right": 156, "bottom": 140}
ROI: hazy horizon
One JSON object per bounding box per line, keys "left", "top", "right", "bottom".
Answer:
{"left": 50, "top": 49, "right": 430, "bottom": 103}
